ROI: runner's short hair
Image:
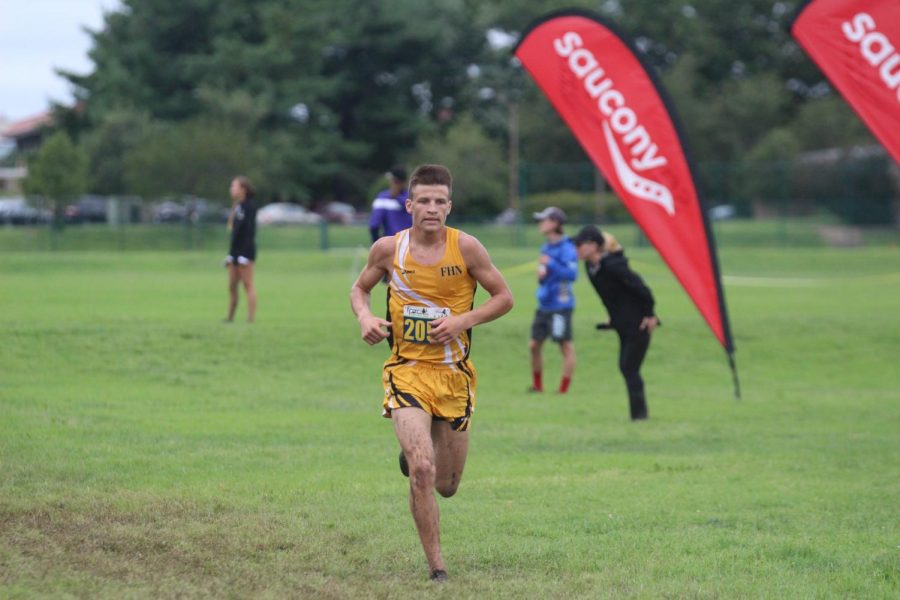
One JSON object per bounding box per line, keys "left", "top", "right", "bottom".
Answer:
{"left": 409, "top": 164, "right": 452, "bottom": 197}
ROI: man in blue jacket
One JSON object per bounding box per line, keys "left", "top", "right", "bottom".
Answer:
{"left": 369, "top": 166, "right": 411, "bottom": 243}
{"left": 529, "top": 206, "right": 578, "bottom": 393}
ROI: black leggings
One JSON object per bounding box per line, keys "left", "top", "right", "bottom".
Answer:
{"left": 617, "top": 328, "right": 650, "bottom": 419}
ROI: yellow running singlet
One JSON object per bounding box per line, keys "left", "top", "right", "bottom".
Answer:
{"left": 386, "top": 227, "right": 476, "bottom": 364}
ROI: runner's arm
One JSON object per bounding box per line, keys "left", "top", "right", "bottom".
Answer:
{"left": 350, "top": 237, "right": 393, "bottom": 344}
{"left": 428, "top": 235, "right": 513, "bottom": 344}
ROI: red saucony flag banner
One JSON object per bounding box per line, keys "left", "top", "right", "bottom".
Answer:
{"left": 514, "top": 10, "right": 737, "bottom": 390}
{"left": 791, "top": 0, "right": 900, "bottom": 166}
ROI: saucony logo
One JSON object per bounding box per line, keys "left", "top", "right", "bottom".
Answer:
{"left": 554, "top": 30, "right": 675, "bottom": 215}
{"left": 603, "top": 121, "right": 674, "bottom": 215}
{"left": 842, "top": 13, "right": 900, "bottom": 103}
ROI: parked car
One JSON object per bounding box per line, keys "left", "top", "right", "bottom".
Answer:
{"left": 257, "top": 202, "right": 323, "bottom": 225}
{"left": 494, "top": 207, "right": 520, "bottom": 225}
{"left": 153, "top": 201, "right": 188, "bottom": 223}
{"left": 65, "top": 196, "right": 108, "bottom": 223}
{"left": 708, "top": 204, "right": 736, "bottom": 221}
{"left": 0, "top": 198, "right": 50, "bottom": 225}
{"left": 151, "top": 198, "right": 230, "bottom": 224}
{"left": 186, "top": 198, "right": 230, "bottom": 224}
{"left": 320, "top": 201, "right": 357, "bottom": 224}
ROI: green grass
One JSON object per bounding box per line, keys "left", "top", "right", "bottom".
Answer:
{"left": 1, "top": 241, "right": 898, "bottom": 598}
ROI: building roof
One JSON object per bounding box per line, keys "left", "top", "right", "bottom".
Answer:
{"left": 1, "top": 111, "right": 53, "bottom": 139}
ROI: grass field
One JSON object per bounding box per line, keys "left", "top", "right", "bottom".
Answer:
{"left": 1, "top": 235, "right": 898, "bottom": 598}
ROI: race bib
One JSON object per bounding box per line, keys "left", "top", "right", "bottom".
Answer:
{"left": 402, "top": 305, "right": 450, "bottom": 344}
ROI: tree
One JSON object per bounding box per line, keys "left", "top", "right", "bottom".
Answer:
{"left": 66, "top": 0, "right": 219, "bottom": 122}
{"left": 664, "top": 63, "right": 792, "bottom": 160}
{"left": 64, "top": 0, "right": 489, "bottom": 202}
{"left": 412, "top": 113, "right": 506, "bottom": 219}
{"left": 25, "top": 132, "right": 89, "bottom": 227}
{"left": 790, "top": 95, "right": 875, "bottom": 151}
{"left": 124, "top": 118, "right": 261, "bottom": 202}
{"left": 60, "top": 0, "right": 871, "bottom": 212}
{"left": 81, "top": 108, "right": 153, "bottom": 195}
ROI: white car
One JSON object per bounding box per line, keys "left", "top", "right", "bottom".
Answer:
{"left": 320, "top": 201, "right": 357, "bottom": 224}
{"left": 0, "top": 198, "right": 51, "bottom": 224}
{"left": 257, "top": 202, "right": 323, "bottom": 225}
{"left": 708, "top": 204, "right": 736, "bottom": 221}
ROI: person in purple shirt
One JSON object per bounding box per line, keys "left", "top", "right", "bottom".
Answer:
{"left": 369, "top": 166, "right": 412, "bottom": 243}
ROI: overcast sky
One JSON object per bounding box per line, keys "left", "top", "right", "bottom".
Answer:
{"left": 1, "top": 0, "right": 121, "bottom": 122}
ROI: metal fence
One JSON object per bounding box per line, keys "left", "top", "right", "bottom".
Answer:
{"left": 2, "top": 155, "right": 898, "bottom": 252}
{"left": 3, "top": 217, "right": 899, "bottom": 253}
{"left": 519, "top": 153, "right": 900, "bottom": 226}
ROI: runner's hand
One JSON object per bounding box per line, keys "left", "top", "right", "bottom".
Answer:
{"left": 429, "top": 316, "right": 466, "bottom": 345}
{"left": 359, "top": 315, "right": 391, "bottom": 345}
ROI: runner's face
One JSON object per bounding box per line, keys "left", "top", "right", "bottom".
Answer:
{"left": 407, "top": 184, "right": 451, "bottom": 232}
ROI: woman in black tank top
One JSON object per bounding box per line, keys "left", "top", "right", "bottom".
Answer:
{"left": 224, "top": 175, "right": 258, "bottom": 323}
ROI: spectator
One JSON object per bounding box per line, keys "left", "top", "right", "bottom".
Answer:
{"left": 573, "top": 225, "right": 659, "bottom": 420}
{"left": 224, "top": 176, "right": 258, "bottom": 323}
{"left": 529, "top": 206, "right": 578, "bottom": 394}
{"left": 369, "top": 166, "right": 411, "bottom": 243}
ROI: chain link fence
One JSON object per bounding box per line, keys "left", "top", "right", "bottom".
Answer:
{"left": 2, "top": 155, "right": 898, "bottom": 251}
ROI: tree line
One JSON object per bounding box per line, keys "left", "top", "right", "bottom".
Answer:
{"left": 25, "top": 0, "right": 880, "bottom": 220}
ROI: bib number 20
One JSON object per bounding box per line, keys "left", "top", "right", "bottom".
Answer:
{"left": 402, "top": 305, "right": 450, "bottom": 345}
{"left": 403, "top": 317, "right": 430, "bottom": 343}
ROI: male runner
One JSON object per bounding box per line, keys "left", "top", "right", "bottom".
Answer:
{"left": 350, "top": 164, "right": 514, "bottom": 582}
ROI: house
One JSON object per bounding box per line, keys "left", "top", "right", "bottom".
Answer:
{"left": 2, "top": 110, "right": 53, "bottom": 156}
{"left": 0, "top": 111, "right": 56, "bottom": 195}
{"left": 0, "top": 166, "right": 27, "bottom": 195}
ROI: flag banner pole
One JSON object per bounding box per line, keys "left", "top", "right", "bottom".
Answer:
{"left": 728, "top": 352, "right": 741, "bottom": 401}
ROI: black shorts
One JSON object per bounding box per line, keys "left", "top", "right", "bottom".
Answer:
{"left": 531, "top": 309, "right": 573, "bottom": 343}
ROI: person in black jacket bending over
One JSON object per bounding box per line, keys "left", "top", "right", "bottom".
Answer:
{"left": 573, "top": 225, "right": 659, "bottom": 420}
{"left": 224, "top": 175, "right": 258, "bottom": 323}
